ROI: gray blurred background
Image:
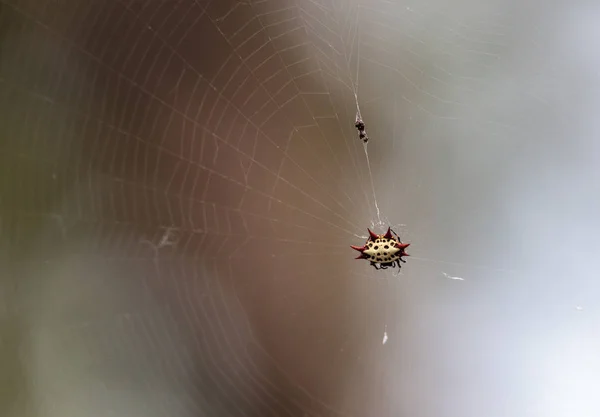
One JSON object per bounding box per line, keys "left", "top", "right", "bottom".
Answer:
{"left": 1, "top": 0, "right": 600, "bottom": 416}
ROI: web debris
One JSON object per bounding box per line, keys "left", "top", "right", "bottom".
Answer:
{"left": 140, "top": 227, "right": 180, "bottom": 257}
{"left": 442, "top": 272, "right": 464, "bottom": 281}
{"left": 155, "top": 227, "right": 179, "bottom": 248}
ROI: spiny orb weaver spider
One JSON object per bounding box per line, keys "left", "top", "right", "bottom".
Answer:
{"left": 351, "top": 227, "right": 410, "bottom": 271}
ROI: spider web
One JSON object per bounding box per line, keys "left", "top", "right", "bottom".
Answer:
{"left": 2, "top": 0, "right": 600, "bottom": 416}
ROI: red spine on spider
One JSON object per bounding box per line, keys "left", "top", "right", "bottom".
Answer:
{"left": 355, "top": 118, "right": 369, "bottom": 143}
{"left": 351, "top": 227, "right": 410, "bottom": 271}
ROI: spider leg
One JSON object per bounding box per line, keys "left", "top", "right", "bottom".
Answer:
{"left": 399, "top": 258, "right": 406, "bottom": 263}
{"left": 390, "top": 228, "right": 402, "bottom": 242}
{"left": 370, "top": 262, "right": 380, "bottom": 270}
{"left": 380, "top": 264, "right": 388, "bottom": 270}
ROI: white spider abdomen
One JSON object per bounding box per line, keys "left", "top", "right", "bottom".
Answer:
{"left": 363, "top": 238, "right": 400, "bottom": 263}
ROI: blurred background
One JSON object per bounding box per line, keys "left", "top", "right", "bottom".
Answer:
{"left": 1, "top": 0, "right": 600, "bottom": 416}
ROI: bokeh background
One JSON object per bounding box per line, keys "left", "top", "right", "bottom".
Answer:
{"left": 1, "top": 0, "right": 600, "bottom": 416}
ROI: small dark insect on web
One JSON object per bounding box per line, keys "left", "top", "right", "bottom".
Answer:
{"left": 355, "top": 115, "right": 368, "bottom": 143}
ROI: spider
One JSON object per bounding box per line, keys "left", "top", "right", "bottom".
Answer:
{"left": 351, "top": 227, "right": 410, "bottom": 271}
{"left": 355, "top": 117, "right": 368, "bottom": 143}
